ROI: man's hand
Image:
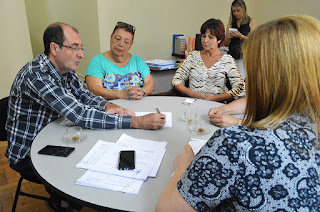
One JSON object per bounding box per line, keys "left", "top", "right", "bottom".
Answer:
{"left": 105, "top": 103, "right": 135, "bottom": 116}
{"left": 208, "top": 108, "right": 239, "bottom": 127}
{"left": 131, "top": 113, "right": 166, "bottom": 130}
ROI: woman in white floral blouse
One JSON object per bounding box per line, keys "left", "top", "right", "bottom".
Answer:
{"left": 171, "top": 18, "right": 245, "bottom": 102}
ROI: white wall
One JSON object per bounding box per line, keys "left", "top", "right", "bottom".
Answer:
{"left": 0, "top": 0, "right": 33, "bottom": 98}
{"left": 1, "top": 0, "right": 319, "bottom": 98}
{"left": 97, "top": 0, "right": 252, "bottom": 60}
{"left": 253, "top": 0, "right": 319, "bottom": 25}
{"left": 24, "top": 0, "right": 49, "bottom": 57}
{"left": 24, "top": 0, "right": 101, "bottom": 80}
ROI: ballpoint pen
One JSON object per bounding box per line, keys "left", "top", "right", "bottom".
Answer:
{"left": 155, "top": 108, "right": 160, "bottom": 113}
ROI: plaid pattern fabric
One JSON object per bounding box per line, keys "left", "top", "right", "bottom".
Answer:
{"left": 5, "top": 53, "right": 131, "bottom": 165}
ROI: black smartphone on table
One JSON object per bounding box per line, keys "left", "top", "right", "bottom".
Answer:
{"left": 38, "top": 145, "right": 75, "bottom": 157}
{"left": 118, "top": 150, "right": 135, "bottom": 170}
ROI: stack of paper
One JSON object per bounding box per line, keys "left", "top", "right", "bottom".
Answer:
{"left": 145, "top": 59, "right": 177, "bottom": 71}
{"left": 75, "top": 133, "right": 167, "bottom": 194}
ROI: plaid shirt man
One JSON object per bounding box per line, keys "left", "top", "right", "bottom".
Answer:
{"left": 6, "top": 53, "right": 132, "bottom": 165}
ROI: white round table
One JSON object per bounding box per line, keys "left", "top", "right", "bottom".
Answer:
{"left": 31, "top": 96, "right": 224, "bottom": 211}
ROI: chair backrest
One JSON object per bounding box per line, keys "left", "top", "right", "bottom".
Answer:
{"left": 0, "top": 96, "right": 9, "bottom": 141}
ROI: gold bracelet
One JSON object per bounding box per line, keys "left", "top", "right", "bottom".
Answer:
{"left": 238, "top": 118, "right": 242, "bottom": 125}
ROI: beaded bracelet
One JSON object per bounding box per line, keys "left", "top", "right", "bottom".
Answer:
{"left": 141, "top": 88, "right": 146, "bottom": 96}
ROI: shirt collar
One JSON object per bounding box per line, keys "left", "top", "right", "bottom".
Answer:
{"left": 38, "top": 53, "right": 74, "bottom": 82}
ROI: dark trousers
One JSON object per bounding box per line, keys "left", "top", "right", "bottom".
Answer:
{"left": 9, "top": 156, "right": 43, "bottom": 184}
{"left": 10, "top": 156, "right": 83, "bottom": 211}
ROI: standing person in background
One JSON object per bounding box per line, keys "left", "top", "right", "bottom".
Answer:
{"left": 224, "top": 0, "right": 257, "bottom": 80}
{"left": 85, "top": 22, "right": 155, "bottom": 100}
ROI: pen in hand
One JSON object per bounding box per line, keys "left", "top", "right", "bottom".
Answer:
{"left": 156, "top": 108, "right": 166, "bottom": 121}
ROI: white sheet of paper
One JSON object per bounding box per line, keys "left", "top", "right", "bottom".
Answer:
{"left": 116, "top": 133, "right": 167, "bottom": 178}
{"left": 76, "top": 170, "right": 143, "bottom": 194}
{"left": 149, "top": 149, "right": 166, "bottom": 177}
{"left": 76, "top": 140, "right": 116, "bottom": 169}
{"left": 116, "top": 133, "right": 167, "bottom": 150}
{"left": 135, "top": 112, "right": 172, "bottom": 127}
{"left": 183, "top": 98, "right": 197, "bottom": 105}
{"left": 86, "top": 134, "right": 166, "bottom": 180}
{"left": 90, "top": 145, "right": 162, "bottom": 180}
{"left": 188, "top": 138, "right": 207, "bottom": 154}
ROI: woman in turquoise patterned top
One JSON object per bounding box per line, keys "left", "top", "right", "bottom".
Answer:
{"left": 85, "top": 22, "right": 155, "bottom": 100}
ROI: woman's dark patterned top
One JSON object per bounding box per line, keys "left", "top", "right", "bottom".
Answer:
{"left": 228, "top": 18, "right": 251, "bottom": 60}
{"left": 178, "top": 114, "right": 320, "bottom": 211}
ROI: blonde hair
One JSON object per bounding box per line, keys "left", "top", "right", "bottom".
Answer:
{"left": 228, "top": 0, "right": 250, "bottom": 26}
{"left": 242, "top": 15, "right": 320, "bottom": 137}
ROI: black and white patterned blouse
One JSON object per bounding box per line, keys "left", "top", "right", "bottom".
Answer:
{"left": 172, "top": 51, "right": 246, "bottom": 99}
{"left": 178, "top": 114, "right": 320, "bottom": 211}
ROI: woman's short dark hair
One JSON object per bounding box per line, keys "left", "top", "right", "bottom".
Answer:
{"left": 43, "top": 22, "right": 78, "bottom": 55}
{"left": 200, "top": 19, "right": 225, "bottom": 47}
{"left": 112, "top": 22, "right": 136, "bottom": 39}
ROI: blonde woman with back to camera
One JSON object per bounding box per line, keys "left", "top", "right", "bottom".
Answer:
{"left": 156, "top": 15, "right": 320, "bottom": 211}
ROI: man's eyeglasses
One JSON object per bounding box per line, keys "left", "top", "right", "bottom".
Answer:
{"left": 55, "top": 43, "right": 85, "bottom": 53}
{"left": 116, "top": 22, "right": 136, "bottom": 34}
{"left": 232, "top": 8, "right": 243, "bottom": 13}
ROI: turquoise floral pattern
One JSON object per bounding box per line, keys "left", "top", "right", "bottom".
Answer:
{"left": 103, "top": 71, "right": 144, "bottom": 90}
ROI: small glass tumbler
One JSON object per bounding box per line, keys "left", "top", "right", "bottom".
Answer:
{"left": 183, "top": 110, "right": 197, "bottom": 125}
{"left": 65, "top": 126, "right": 82, "bottom": 143}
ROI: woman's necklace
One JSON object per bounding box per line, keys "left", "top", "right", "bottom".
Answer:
{"left": 212, "top": 52, "right": 221, "bottom": 64}
{"left": 202, "top": 51, "right": 222, "bottom": 68}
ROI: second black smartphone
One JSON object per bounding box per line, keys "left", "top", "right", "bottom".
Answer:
{"left": 38, "top": 145, "right": 75, "bottom": 157}
{"left": 118, "top": 150, "right": 135, "bottom": 170}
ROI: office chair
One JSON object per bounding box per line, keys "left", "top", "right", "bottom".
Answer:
{"left": 0, "top": 96, "right": 9, "bottom": 141}
{"left": 0, "top": 96, "right": 51, "bottom": 212}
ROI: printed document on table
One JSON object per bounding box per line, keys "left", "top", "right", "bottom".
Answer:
{"left": 188, "top": 138, "right": 207, "bottom": 154}
{"left": 76, "top": 170, "right": 143, "bottom": 194}
{"left": 149, "top": 148, "right": 166, "bottom": 177}
{"left": 116, "top": 133, "right": 167, "bottom": 150}
{"left": 135, "top": 112, "right": 172, "bottom": 127}
{"left": 90, "top": 144, "right": 163, "bottom": 180}
{"left": 76, "top": 140, "right": 116, "bottom": 169}
{"left": 116, "top": 133, "right": 167, "bottom": 177}
{"left": 89, "top": 134, "right": 167, "bottom": 180}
